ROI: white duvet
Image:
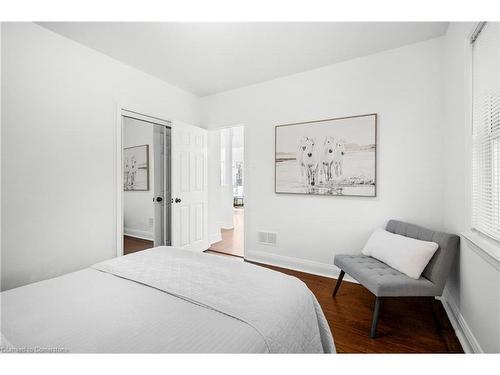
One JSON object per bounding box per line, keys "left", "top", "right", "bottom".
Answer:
{"left": 2, "top": 247, "right": 334, "bottom": 353}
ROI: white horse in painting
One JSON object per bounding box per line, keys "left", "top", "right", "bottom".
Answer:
{"left": 333, "top": 139, "right": 346, "bottom": 178}
{"left": 321, "top": 136, "right": 336, "bottom": 182}
{"left": 124, "top": 155, "right": 138, "bottom": 189}
{"left": 297, "top": 137, "right": 319, "bottom": 187}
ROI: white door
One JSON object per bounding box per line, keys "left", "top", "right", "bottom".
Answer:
{"left": 153, "top": 124, "right": 168, "bottom": 246}
{"left": 171, "top": 120, "right": 208, "bottom": 252}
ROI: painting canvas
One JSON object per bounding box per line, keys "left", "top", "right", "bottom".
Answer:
{"left": 123, "top": 144, "right": 150, "bottom": 191}
{"left": 275, "top": 114, "right": 376, "bottom": 197}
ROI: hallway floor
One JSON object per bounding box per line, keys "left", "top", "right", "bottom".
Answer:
{"left": 208, "top": 208, "right": 244, "bottom": 257}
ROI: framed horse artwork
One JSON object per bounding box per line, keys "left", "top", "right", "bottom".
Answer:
{"left": 275, "top": 113, "right": 377, "bottom": 197}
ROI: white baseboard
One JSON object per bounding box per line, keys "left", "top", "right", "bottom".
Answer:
{"left": 438, "top": 288, "right": 483, "bottom": 353}
{"left": 124, "top": 228, "right": 154, "bottom": 241}
{"left": 244, "top": 249, "right": 357, "bottom": 283}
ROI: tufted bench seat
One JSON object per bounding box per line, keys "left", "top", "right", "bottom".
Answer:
{"left": 334, "top": 255, "right": 437, "bottom": 297}
{"left": 332, "top": 220, "right": 459, "bottom": 338}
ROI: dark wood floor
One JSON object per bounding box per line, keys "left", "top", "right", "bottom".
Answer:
{"left": 123, "top": 235, "right": 154, "bottom": 255}
{"left": 205, "top": 250, "right": 463, "bottom": 353}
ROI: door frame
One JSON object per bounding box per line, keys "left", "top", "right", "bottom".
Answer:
{"left": 115, "top": 106, "right": 172, "bottom": 257}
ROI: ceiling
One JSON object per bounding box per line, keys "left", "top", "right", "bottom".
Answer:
{"left": 38, "top": 22, "right": 448, "bottom": 96}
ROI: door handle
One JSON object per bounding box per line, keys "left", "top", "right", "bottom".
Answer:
{"left": 175, "top": 198, "right": 182, "bottom": 203}
{"left": 154, "top": 197, "right": 163, "bottom": 202}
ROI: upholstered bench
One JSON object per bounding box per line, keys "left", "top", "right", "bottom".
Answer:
{"left": 332, "top": 220, "right": 459, "bottom": 338}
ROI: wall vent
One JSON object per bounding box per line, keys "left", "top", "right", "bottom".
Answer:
{"left": 257, "top": 231, "right": 278, "bottom": 246}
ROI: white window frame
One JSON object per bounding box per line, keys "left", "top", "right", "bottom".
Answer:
{"left": 463, "top": 22, "right": 500, "bottom": 267}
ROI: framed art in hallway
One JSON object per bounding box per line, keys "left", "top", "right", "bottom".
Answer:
{"left": 123, "top": 144, "right": 150, "bottom": 191}
{"left": 275, "top": 113, "right": 377, "bottom": 197}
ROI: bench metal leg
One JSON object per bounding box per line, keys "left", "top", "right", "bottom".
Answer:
{"left": 370, "top": 297, "right": 383, "bottom": 338}
{"left": 332, "top": 270, "right": 345, "bottom": 297}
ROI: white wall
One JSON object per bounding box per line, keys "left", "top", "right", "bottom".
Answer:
{"left": 207, "top": 126, "right": 245, "bottom": 245}
{"left": 207, "top": 128, "right": 234, "bottom": 244}
{"left": 232, "top": 126, "right": 244, "bottom": 197}
{"left": 123, "top": 117, "right": 155, "bottom": 240}
{"left": 219, "top": 128, "right": 234, "bottom": 227}
{"left": 441, "top": 22, "right": 500, "bottom": 353}
{"left": 1, "top": 23, "right": 199, "bottom": 291}
{"left": 201, "top": 37, "right": 446, "bottom": 276}
{"left": 207, "top": 130, "right": 222, "bottom": 243}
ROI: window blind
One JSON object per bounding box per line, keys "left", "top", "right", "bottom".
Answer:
{"left": 471, "top": 22, "right": 500, "bottom": 241}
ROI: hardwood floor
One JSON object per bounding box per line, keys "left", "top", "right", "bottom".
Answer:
{"left": 123, "top": 235, "right": 154, "bottom": 255}
{"left": 208, "top": 208, "right": 244, "bottom": 257}
{"left": 205, "top": 251, "right": 463, "bottom": 353}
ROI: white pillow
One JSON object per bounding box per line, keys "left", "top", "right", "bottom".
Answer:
{"left": 361, "top": 228, "right": 439, "bottom": 279}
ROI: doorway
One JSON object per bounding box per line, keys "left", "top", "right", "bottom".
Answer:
{"left": 209, "top": 126, "right": 245, "bottom": 257}
{"left": 121, "top": 111, "right": 171, "bottom": 255}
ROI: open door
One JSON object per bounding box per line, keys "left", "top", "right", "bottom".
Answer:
{"left": 171, "top": 120, "right": 208, "bottom": 252}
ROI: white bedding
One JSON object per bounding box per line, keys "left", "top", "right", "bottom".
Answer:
{"left": 1, "top": 247, "right": 334, "bottom": 353}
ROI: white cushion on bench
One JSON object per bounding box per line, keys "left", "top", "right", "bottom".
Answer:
{"left": 361, "top": 228, "right": 438, "bottom": 279}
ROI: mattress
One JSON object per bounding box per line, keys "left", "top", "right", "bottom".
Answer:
{"left": 1, "top": 247, "right": 334, "bottom": 353}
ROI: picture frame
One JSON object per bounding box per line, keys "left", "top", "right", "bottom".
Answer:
{"left": 275, "top": 113, "right": 377, "bottom": 197}
{"left": 123, "top": 144, "right": 150, "bottom": 191}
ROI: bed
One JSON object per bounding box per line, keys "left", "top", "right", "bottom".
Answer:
{"left": 1, "top": 247, "right": 334, "bottom": 353}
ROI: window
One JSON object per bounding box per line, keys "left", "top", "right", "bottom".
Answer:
{"left": 471, "top": 22, "right": 500, "bottom": 241}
